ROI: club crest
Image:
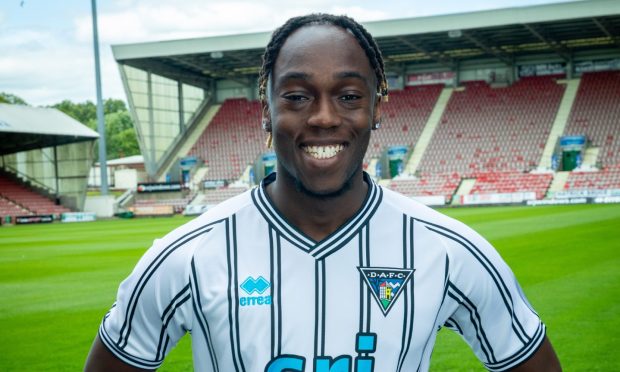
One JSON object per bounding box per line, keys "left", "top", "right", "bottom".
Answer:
{"left": 358, "top": 267, "right": 414, "bottom": 316}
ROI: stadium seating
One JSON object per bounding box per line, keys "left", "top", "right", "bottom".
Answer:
{"left": 201, "top": 186, "right": 248, "bottom": 205}
{"left": 470, "top": 171, "right": 553, "bottom": 199}
{"left": 365, "top": 85, "right": 443, "bottom": 163}
{"left": 181, "top": 73, "right": 619, "bottom": 207}
{"left": 0, "top": 197, "right": 29, "bottom": 218}
{"left": 388, "top": 172, "right": 461, "bottom": 203}
{"left": 564, "top": 168, "right": 620, "bottom": 191}
{"left": 417, "top": 77, "right": 565, "bottom": 176}
{"left": 0, "top": 172, "right": 70, "bottom": 217}
{"left": 189, "top": 98, "right": 263, "bottom": 181}
{"left": 564, "top": 71, "right": 620, "bottom": 169}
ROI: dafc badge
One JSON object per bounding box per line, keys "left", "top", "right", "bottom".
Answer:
{"left": 358, "top": 267, "right": 414, "bottom": 316}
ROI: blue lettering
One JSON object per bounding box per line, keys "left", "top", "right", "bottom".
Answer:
{"left": 239, "top": 295, "right": 272, "bottom": 306}
{"left": 265, "top": 333, "right": 376, "bottom": 372}
{"left": 355, "top": 333, "right": 376, "bottom": 353}
{"left": 265, "top": 355, "right": 305, "bottom": 372}
{"left": 355, "top": 333, "right": 376, "bottom": 372}
{"left": 354, "top": 358, "right": 374, "bottom": 372}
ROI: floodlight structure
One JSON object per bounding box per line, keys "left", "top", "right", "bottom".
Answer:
{"left": 91, "top": 0, "right": 108, "bottom": 194}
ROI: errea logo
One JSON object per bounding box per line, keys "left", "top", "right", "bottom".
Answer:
{"left": 239, "top": 276, "right": 271, "bottom": 307}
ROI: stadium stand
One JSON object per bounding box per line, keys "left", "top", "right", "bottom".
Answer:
{"left": 0, "top": 172, "right": 71, "bottom": 217}
{"left": 418, "top": 76, "right": 566, "bottom": 176}
{"left": 200, "top": 186, "right": 249, "bottom": 205}
{"left": 387, "top": 172, "right": 461, "bottom": 203}
{"left": 365, "top": 84, "right": 443, "bottom": 163}
{"left": 189, "top": 98, "right": 263, "bottom": 182}
{"left": 108, "top": 1, "right": 620, "bottom": 211}
{"left": 387, "top": 77, "right": 565, "bottom": 202}
{"left": 0, "top": 197, "right": 29, "bottom": 218}
{"left": 145, "top": 72, "right": 620, "bottom": 209}
{"left": 564, "top": 168, "right": 620, "bottom": 191}
{"left": 470, "top": 171, "right": 554, "bottom": 200}
{"left": 563, "top": 71, "right": 620, "bottom": 169}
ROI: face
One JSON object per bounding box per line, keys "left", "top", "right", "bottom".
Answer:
{"left": 266, "top": 24, "right": 381, "bottom": 197}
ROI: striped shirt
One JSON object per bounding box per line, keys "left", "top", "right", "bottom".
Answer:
{"left": 99, "top": 173, "right": 545, "bottom": 371}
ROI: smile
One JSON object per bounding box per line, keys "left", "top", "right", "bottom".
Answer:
{"left": 302, "top": 144, "right": 345, "bottom": 159}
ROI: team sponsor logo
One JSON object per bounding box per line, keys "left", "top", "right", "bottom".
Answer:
{"left": 265, "top": 333, "right": 377, "bottom": 371}
{"left": 239, "top": 276, "right": 271, "bottom": 307}
{"left": 358, "top": 267, "right": 414, "bottom": 316}
{"left": 240, "top": 276, "right": 270, "bottom": 294}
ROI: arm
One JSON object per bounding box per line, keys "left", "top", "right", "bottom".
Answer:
{"left": 84, "top": 335, "right": 152, "bottom": 372}
{"left": 510, "top": 336, "right": 561, "bottom": 372}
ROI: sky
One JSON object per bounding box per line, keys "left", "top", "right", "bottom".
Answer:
{"left": 0, "top": 0, "right": 580, "bottom": 107}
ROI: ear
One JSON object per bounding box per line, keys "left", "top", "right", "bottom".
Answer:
{"left": 261, "top": 101, "right": 272, "bottom": 132}
{"left": 372, "top": 93, "right": 383, "bottom": 126}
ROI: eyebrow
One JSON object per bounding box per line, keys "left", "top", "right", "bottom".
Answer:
{"left": 334, "top": 71, "right": 369, "bottom": 84}
{"left": 278, "top": 71, "right": 310, "bottom": 82}
{"left": 277, "top": 71, "right": 369, "bottom": 84}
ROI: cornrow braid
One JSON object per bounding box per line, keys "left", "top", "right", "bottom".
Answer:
{"left": 258, "top": 13, "right": 388, "bottom": 104}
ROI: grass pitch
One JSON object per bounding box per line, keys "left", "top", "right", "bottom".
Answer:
{"left": 1, "top": 204, "right": 619, "bottom": 371}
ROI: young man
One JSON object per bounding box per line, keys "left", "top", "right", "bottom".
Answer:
{"left": 85, "top": 14, "right": 561, "bottom": 372}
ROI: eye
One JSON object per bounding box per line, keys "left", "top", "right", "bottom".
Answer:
{"left": 340, "top": 94, "right": 362, "bottom": 101}
{"left": 282, "top": 94, "right": 308, "bottom": 102}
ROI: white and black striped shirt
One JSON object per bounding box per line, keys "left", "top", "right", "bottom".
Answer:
{"left": 100, "top": 173, "right": 545, "bottom": 371}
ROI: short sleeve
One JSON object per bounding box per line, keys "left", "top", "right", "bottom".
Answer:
{"left": 98, "top": 235, "right": 196, "bottom": 369}
{"left": 441, "top": 222, "right": 545, "bottom": 371}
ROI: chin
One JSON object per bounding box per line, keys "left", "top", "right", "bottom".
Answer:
{"left": 294, "top": 176, "right": 354, "bottom": 199}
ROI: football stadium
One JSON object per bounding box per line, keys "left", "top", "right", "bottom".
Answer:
{"left": 1, "top": 0, "right": 620, "bottom": 370}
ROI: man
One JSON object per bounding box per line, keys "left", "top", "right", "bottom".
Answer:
{"left": 85, "top": 14, "right": 561, "bottom": 371}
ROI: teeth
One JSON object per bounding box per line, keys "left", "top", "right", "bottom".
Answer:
{"left": 303, "top": 144, "right": 345, "bottom": 159}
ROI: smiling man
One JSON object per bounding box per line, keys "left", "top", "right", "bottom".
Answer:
{"left": 85, "top": 14, "right": 561, "bottom": 372}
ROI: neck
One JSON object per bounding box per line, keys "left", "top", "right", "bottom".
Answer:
{"left": 265, "top": 170, "right": 369, "bottom": 242}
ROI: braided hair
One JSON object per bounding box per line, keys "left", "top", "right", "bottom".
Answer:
{"left": 258, "top": 13, "right": 389, "bottom": 104}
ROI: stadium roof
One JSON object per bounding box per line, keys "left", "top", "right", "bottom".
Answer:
{"left": 96, "top": 154, "right": 144, "bottom": 166}
{"left": 0, "top": 104, "right": 99, "bottom": 156}
{"left": 111, "top": 0, "right": 620, "bottom": 87}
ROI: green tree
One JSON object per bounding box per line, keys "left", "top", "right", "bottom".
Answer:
{"left": 53, "top": 100, "right": 96, "bottom": 126}
{"left": 52, "top": 98, "right": 140, "bottom": 160}
{"left": 104, "top": 111, "right": 140, "bottom": 159}
{"left": 104, "top": 99, "right": 127, "bottom": 115}
{"left": 0, "top": 92, "right": 28, "bottom": 105}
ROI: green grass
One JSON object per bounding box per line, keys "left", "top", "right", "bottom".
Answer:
{"left": 1, "top": 204, "right": 619, "bottom": 371}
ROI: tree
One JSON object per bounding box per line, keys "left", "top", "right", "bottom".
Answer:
{"left": 104, "top": 99, "right": 127, "bottom": 115}
{"left": 53, "top": 100, "right": 96, "bottom": 126}
{"left": 104, "top": 111, "right": 140, "bottom": 159}
{"left": 52, "top": 98, "right": 140, "bottom": 160}
{"left": 0, "top": 92, "right": 28, "bottom": 105}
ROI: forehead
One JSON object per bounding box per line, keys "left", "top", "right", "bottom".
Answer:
{"left": 272, "top": 24, "right": 375, "bottom": 86}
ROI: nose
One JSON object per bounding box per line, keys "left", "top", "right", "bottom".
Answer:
{"left": 306, "top": 95, "right": 341, "bottom": 129}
